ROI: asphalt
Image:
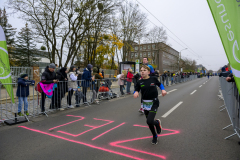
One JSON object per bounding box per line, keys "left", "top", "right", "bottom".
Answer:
{"left": 0, "top": 77, "right": 239, "bottom": 160}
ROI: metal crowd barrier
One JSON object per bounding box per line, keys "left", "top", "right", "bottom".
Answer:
{"left": 159, "top": 75, "right": 197, "bottom": 86}
{"left": 0, "top": 78, "right": 129, "bottom": 125}
{"left": 219, "top": 77, "right": 240, "bottom": 140}
{"left": 0, "top": 75, "right": 198, "bottom": 126}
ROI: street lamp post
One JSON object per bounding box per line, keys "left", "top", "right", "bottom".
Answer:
{"left": 178, "top": 48, "right": 188, "bottom": 72}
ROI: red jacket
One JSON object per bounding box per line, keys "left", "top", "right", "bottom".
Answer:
{"left": 127, "top": 72, "right": 133, "bottom": 82}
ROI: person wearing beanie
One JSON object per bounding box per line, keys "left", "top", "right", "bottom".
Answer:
{"left": 56, "top": 67, "right": 68, "bottom": 110}
{"left": 16, "top": 74, "right": 35, "bottom": 116}
{"left": 67, "top": 65, "right": 78, "bottom": 108}
{"left": 219, "top": 66, "right": 230, "bottom": 77}
{"left": 40, "top": 63, "right": 58, "bottom": 113}
{"left": 81, "top": 64, "right": 94, "bottom": 104}
{"left": 92, "top": 67, "right": 102, "bottom": 103}
{"left": 75, "top": 86, "right": 84, "bottom": 107}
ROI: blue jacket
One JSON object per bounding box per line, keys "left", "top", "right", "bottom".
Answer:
{"left": 81, "top": 68, "right": 92, "bottom": 87}
{"left": 16, "top": 78, "right": 35, "bottom": 97}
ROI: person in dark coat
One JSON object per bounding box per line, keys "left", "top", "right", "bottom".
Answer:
{"left": 81, "top": 64, "right": 94, "bottom": 104}
{"left": 40, "top": 63, "right": 58, "bottom": 112}
{"left": 76, "top": 67, "right": 82, "bottom": 86}
{"left": 219, "top": 67, "right": 231, "bottom": 77}
{"left": 56, "top": 67, "right": 68, "bottom": 110}
{"left": 16, "top": 74, "right": 35, "bottom": 116}
{"left": 101, "top": 70, "right": 104, "bottom": 79}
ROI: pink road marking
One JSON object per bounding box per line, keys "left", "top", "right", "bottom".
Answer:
{"left": 49, "top": 115, "right": 85, "bottom": 130}
{"left": 19, "top": 126, "right": 144, "bottom": 160}
{"left": 109, "top": 125, "right": 180, "bottom": 160}
{"left": 92, "top": 123, "right": 126, "bottom": 141}
{"left": 57, "top": 118, "right": 114, "bottom": 137}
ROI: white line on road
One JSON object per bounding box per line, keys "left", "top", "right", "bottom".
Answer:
{"left": 162, "top": 101, "right": 183, "bottom": 118}
{"left": 199, "top": 85, "right": 202, "bottom": 88}
{"left": 190, "top": 90, "right": 197, "bottom": 95}
{"left": 203, "top": 83, "right": 205, "bottom": 84}
{"left": 158, "top": 89, "right": 177, "bottom": 96}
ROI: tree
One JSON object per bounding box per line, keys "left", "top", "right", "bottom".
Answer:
{"left": 8, "top": 0, "right": 120, "bottom": 67}
{"left": 13, "top": 23, "right": 40, "bottom": 67}
{"left": 145, "top": 26, "right": 167, "bottom": 44}
{"left": 119, "top": 2, "right": 147, "bottom": 62}
{"left": 0, "top": 8, "right": 17, "bottom": 65}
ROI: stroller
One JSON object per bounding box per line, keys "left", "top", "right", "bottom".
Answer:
{"left": 98, "top": 79, "right": 119, "bottom": 100}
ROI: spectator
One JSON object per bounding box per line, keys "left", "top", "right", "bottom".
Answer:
{"left": 82, "top": 64, "right": 94, "bottom": 105}
{"left": 16, "top": 74, "right": 35, "bottom": 116}
{"left": 92, "top": 67, "right": 103, "bottom": 103}
{"left": 40, "top": 63, "right": 58, "bottom": 113}
{"left": 133, "top": 72, "right": 141, "bottom": 89}
{"left": 76, "top": 67, "right": 82, "bottom": 86}
{"left": 219, "top": 67, "right": 231, "bottom": 77}
{"left": 126, "top": 69, "right": 134, "bottom": 94}
{"left": 226, "top": 72, "right": 234, "bottom": 82}
{"left": 67, "top": 65, "right": 78, "bottom": 108}
{"left": 118, "top": 70, "right": 127, "bottom": 95}
{"left": 101, "top": 70, "right": 104, "bottom": 79}
{"left": 75, "top": 87, "right": 84, "bottom": 107}
{"left": 56, "top": 67, "right": 68, "bottom": 110}
{"left": 162, "top": 71, "right": 167, "bottom": 86}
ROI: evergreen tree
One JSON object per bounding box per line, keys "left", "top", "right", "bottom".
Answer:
{"left": 0, "top": 8, "right": 17, "bottom": 65}
{"left": 14, "top": 23, "right": 40, "bottom": 67}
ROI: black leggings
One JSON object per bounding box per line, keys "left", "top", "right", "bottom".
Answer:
{"left": 67, "top": 89, "right": 74, "bottom": 105}
{"left": 144, "top": 100, "right": 159, "bottom": 137}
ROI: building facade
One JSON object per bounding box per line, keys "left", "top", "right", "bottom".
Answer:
{"left": 126, "top": 42, "right": 179, "bottom": 74}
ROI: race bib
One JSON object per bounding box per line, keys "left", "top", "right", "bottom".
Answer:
{"left": 142, "top": 100, "right": 153, "bottom": 111}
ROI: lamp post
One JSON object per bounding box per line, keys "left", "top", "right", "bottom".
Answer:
{"left": 178, "top": 48, "right": 188, "bottom": 72}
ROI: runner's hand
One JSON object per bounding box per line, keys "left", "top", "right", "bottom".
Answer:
{"left": 162, "top": 90, "right": 167, "bottom": 97}
{"left": 133, "top": 92, "right": 139, "bottom": 98}
{"left": 53, "top": 80, "right": 58, "bottom": 83}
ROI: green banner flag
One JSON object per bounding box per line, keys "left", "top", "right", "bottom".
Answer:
{"left": 0, "top": 25, "right": 15, "bottom": 103}
{"left": 207, "top": 0, "right": 240, "bottom": 90}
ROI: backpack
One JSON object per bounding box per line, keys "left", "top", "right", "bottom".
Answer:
{"left": 35, "top": 82, "right": 43, "bottom": 93}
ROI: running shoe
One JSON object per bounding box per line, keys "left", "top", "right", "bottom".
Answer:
{"left": 18, "top": 112, "right": 24, "bottom": 116}
{"left": 138, "top": 108, "right": 144, "bottom": 114}
{"left": 151, "top": 136, "right": 158, "bottom": 145}
{"left": 68, "top": 105, "right": 74, "bottom": 108}
{"left": 59, "top": 108, "right": 65, "bottom": 111}
{"left": 24, "top": 111, "right": 29, "bottom": 116}
{"left": 155, "top": 119, "right": 162, "bottom": 134}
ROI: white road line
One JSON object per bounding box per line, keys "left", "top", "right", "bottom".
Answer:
{"left": 199, "top": 85, "right": 202, "bottom": 88}
{"left": 158, "top": 89, "right": 177, "bottom": 96}
{"left": 203, "top": 83, "right": 205, "bottom": 84}
{"left": 190, "top": 90, "right": 197, "bottom": 95}
{"left": 162, "top": 101, "right": 183, "bottom": 118}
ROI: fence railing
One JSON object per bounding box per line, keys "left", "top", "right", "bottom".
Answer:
{"left": 0, "top": 75, "right": 198, "bottom": 126}
{"left": 219, "top": 77, "right": 240, "bottom": 140}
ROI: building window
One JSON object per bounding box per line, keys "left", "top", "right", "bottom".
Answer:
{"left": 143, "top": 46, "right": 146, "bottom": 50}
{"left": 131, "top": 53, "right": 134, "bottom": 58}
{"left": 152, "top": 44, "right": 155, "bottom": 49}
{"left": 135, "top": 46, "right": 138, "bottom": 51}
{"left": 148, "top": 52, "right": 151, "bottom": 57}
{"left": 152, "top": 52, "right": 155, "bottom": 57}
{"left": 140, "top": 46, "right": 142, "bottom": 50}
{"left": 140, "top": 53, "right": 142, "bottom": 57}
{"left": 148, "top": 45, "right": 151, "bottom": 49}
{"left": 126, "top": 53, "right": 128, "bottom": 56}
{"left": 143, "top": 52, "right": 147, "bottom": 57}
{"left": 135, "top": 53, "right": 138, "bottom": 58}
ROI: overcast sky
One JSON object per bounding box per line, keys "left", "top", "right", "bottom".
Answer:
{"left": 0, "top": 0, "right": 229, "bottom": 71}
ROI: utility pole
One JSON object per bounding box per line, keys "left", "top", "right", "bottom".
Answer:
{"left": 178, "top": 48, "right": 188, "bottom": 72}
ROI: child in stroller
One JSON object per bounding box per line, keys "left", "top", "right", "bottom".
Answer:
{"left": 98, "top": 79, "right": 118, "bottom": 100}
{"left": 75, "top": 87, "right": 84, "bottom": 107}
